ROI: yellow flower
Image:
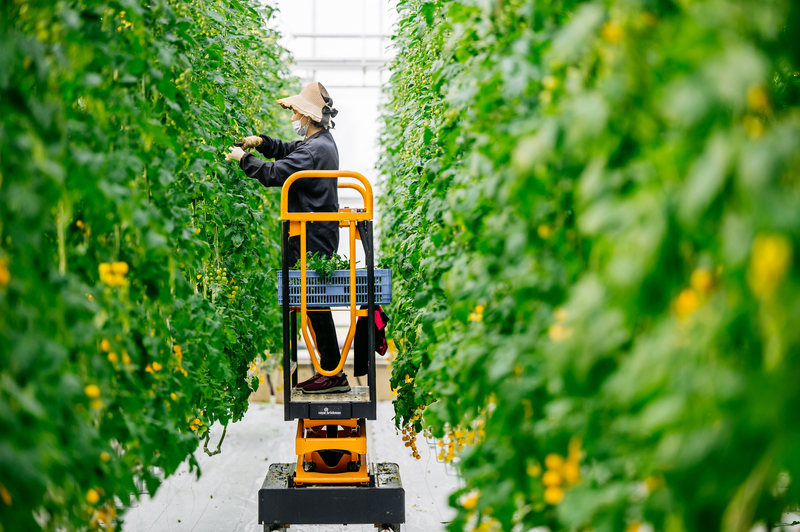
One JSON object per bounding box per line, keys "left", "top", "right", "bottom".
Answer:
{"left": 542, "top": 76, "right": 557, "bottom": 90}
{"left": 195, "top": 227, "right": 201, "bottom": 234}
{"left": 468, "top": 304, "right": 485, "bottom": 322}
{"left": 107, "top": 352, "right": 118, "bottom": 363}
{"left": 100, "top": 338, "right": 111, "bottom": 352}
{"left": 568, "top": 437, "right": 582, "bottom": 460}
{"left": 562, "top": 460, "right": 580, "bottom": 484}
{"left": 111, "top": 261, "right": 129, "bottom": 275}
{"left": 0, "top": 258, "right": 10, "bottom": 287}
{"left": 690, "top": 268, "right": 714, "bottom": 296}
{"left": 197, "top": 274, "right": 202, "bottom": 280}
{"left": 259, "top": 373, "right": 265, "bottom": 385}
{"left": 644, "top": 476, "right": 663, "bottom": 492}
{"left": 95, "top": 508, "right": 111, "bottom": 525}
{"left": 152, "top": 362, "right": 162, "bottom": 371}
{"left": 542, "top": 470, "right": 562, "bottom": 487}
{"left": 748, "top": 233, "right": 792, "bottom": 299}
{"left": 173, "top": 344, "right": 182, "bottom": 354}
{"left": 544, "top": 486, "right": 564, "bottom": 505}
{"left": 86, "top": 488, "right": 100, "bottom": 504}
{"left": 98, "top": 263, "right": 112, "bottom": 275}
{"left": 145, "top": 364, "right": 154, "bottom": 373}
{"left": 601, "top": 20, "right": 623, "bottom": 43}
{"left": 0, "top": 483, "right": 11, "bottom": 505}
{"left": 190, "top": 418, "right": 203, "bottom": 431}
{"left": 462, "top": 491, "right": 479, "bottom": 510}
{"left": 100, "top": 451, "right": 111, "bottom": 462}
{"left": 474, "top": 520, "right": 500, "bottom": 532}
{"left": 537, "top": 224, "right": 552, "bottom": 239}
{"left": 626, "top": 523, "right": 642, "bottom": 532}
{"left": 170, "top": 392, "right": 178, "bottom": 401}
{"left": 548, "top": 323, "right": 572, "bottom": 342}
{"left": 743, "top": 115, "right": 764, "bottom": 139}
{"left": 526, "top": 463, "right": 542, "bottom": 477}
{"left": 673, "top": 288, "right": 699, "bottom": 319}
{"left": 544, "top": 453, "right": 564, "bottom": 470}
{"left": 84, "top": 384, "right": 101, "bottom": 399}
{"left": 746, "top": 86, "right": 771, "bottom": 113}
{"left": 91, "top": 399, "right": 103, "bottom": 409}
{"left": 121, "top": 350, "right": 131, "bottom": 364}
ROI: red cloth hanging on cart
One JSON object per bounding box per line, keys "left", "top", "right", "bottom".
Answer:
{"left": 353, "top": 305, "right": 389, "bottom": 377}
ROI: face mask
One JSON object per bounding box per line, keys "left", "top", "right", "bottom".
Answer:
{"left": 293, "top": 118, "right": 308, "bottom": 137}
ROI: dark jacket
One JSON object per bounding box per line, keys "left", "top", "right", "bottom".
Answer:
{"left": 239, "top": 129, "right": 339, "bottom": 265}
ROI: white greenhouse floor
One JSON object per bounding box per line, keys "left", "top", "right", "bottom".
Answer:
{"left": 122, "top": 401, "right": 461, "bottom": 532}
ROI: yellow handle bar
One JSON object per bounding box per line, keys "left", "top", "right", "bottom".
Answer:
{"left": 280, "top": 170, "right": 373, "bottom": 221}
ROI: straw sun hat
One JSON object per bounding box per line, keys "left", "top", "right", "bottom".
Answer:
{"left": 277, "top": 82, "right": 338, "bottom": 128}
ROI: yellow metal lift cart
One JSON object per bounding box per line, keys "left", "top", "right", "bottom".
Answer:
{"left": 258, "top": 171, "right": 404, "bottom": 532}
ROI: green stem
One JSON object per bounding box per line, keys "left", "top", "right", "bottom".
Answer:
{"left": 56, "top": 201, "right": 68, "bottom": 275}
{"left": 202, "top": 424, "right": 227, "bottom": 456}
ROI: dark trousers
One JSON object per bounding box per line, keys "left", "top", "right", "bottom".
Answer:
{"left": 307, "top": 310, "right": 340, "bottom": 372}
{"left": 287, "top": 223, "right": 341, "bottom": 373}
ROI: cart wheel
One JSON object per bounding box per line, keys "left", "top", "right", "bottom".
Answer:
{"left": 266, "top": 525, "right": 285, "bottom": 531}
{"left": 377, "top": 524, "right": 400, "bottom": 532}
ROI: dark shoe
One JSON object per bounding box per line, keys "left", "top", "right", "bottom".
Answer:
{"left": 296, "top": 372, "right": 321, "bottom": 389}
{"left": 302, "top": 373, "right": 351, "bottom": 394}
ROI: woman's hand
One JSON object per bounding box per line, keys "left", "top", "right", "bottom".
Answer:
{"left": 238, "top": 135, "right": 262, "bottom": 149}
{"left": 225, "top": 146, "right": 246, "bottom": 162}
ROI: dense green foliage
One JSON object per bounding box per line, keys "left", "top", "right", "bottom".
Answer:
{"left": 379, "top": 0, "right": 800, "bottom": 531}
{"left": 0, "top": 0, "right": 294, "bottom": 528}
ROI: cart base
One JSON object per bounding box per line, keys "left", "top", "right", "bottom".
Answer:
{"left": 259, "top": 462, "right": 404, "bottom": 530}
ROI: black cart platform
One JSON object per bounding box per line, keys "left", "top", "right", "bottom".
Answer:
{"left": 259, "top": 462, "right": 405, "bottom": 531}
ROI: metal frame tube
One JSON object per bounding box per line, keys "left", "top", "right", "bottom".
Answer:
{"left": 282, "top": 221, "right": 292, "bottom": 419}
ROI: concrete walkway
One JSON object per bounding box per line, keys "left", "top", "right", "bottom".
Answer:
{"left": 122, "top": 402, "right": 461, "bottom": 532}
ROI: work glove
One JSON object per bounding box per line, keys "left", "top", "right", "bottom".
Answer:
{"left": 237, "top": 135, "right": 262, "bottom": 150}
{"left": 225, "top": 146, "right": 246, "bottom": 163}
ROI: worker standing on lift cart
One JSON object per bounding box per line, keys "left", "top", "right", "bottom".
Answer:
{"left": 225, "top": 81, "right": 349, "bottom": 394}
{"left": 229, "top": 92, "right": 404, "bottom": 532}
